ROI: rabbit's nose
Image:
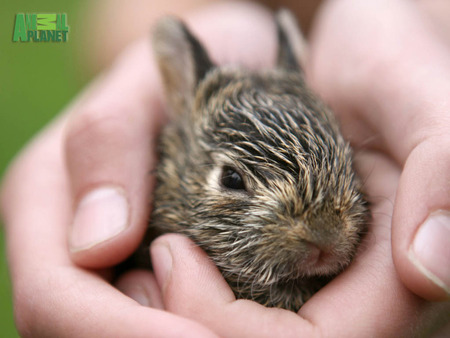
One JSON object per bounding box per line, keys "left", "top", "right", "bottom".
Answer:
{"left": 303, "top": 242, "right": 322, "bottom": 265}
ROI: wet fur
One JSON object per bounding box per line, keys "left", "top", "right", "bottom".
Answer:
{"left": 148, "top": 10, "right": 369, "bottom": 311}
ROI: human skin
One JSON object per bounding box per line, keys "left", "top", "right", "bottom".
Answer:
{"left": 1, "top": 0, "right": 449, "bottom": 336}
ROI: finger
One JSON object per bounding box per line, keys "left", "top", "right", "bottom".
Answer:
{"left": 309, "top": 0, "right": 450, "bottom": 300}
{"left": 13, "top": 266, "right": 214, "bottom": 337}
{"left": 115, "top": 269, "right": 164, "bottom": 309}
{"left": 392, "top": 138, "right": 450, "bottom": 300}
{"left": 0, "top": 120, "right": 215, "bottom": 337}
{"left": 65, "top": 39, "right": 166, "bottom": 267}
{"left": 151, "top": 234, "right": 316, "bottom": 337}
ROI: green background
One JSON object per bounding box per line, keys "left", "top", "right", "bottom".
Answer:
{"left": 1, "top": 1, "right": 87, "bottom": 336}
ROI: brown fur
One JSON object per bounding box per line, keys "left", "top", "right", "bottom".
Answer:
{"left": 147, "top": 10, "right": 369, "bottom": 311}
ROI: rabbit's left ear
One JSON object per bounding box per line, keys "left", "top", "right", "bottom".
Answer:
{"left": 152, "top": 17, "right": 214, "bottom": 116}
{"left": 275, "top": 9, "right": 307, "bottom": 73}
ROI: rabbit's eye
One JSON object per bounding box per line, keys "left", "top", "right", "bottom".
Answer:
{"left": 221, "top": 166, "right": 246, "bottom": 191}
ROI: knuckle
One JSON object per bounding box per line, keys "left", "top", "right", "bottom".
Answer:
{"left": 407, "top": 134, "right": 450, "bottom": 188}
{"left": 13, "top": 305, "right": 32, "bottom": 337}
{"left": 12, "top": 281, "right": 39, "bottom": 336}
{"left": 65, "top": 106, "right": 131, "bottom": 154}
{"left": 417, "top": 134, "right": 450, "bottom": 160}
{"left": 409, "top": 110, "right": 450, "bottom": 150}
{"left": 12, "top": 271, "right": 68, "bottom": 337}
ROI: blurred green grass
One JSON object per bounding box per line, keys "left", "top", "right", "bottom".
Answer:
{"left": 1, "top": 1, "right": 87, "bottom": 336}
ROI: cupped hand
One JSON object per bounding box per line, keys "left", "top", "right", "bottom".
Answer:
{"left": 0, "top": 2, "right": 277, "bottom": 336}
{"left": 0, "top": 108, "right": 215, "bottom": 336}
{"left": 0, "top": 39, "right": 218, "bottom": 337}
{"left": 308, "top": 0, "right": 450, "bottom": 301}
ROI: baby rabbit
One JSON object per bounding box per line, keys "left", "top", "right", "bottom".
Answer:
{"left": 148, "top": 10, "right": 369, "bottom": 312}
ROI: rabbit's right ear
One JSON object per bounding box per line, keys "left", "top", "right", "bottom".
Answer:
{"left": 152, "top": 17, "right": 214, "bottom": 115}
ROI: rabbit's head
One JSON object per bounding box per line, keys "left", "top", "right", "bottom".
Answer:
{"left": 151, "top": 11, "right": 369, "bottom": 311}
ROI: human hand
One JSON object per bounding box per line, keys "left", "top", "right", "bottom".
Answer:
{"left": 307, "top": 0, "right": 450, "bottom": 301}
{"left": 0, "top": 42, "right": 216, "bottom": 338}
{"left": 0, "top": 2, "right": 277, "bottom": 336}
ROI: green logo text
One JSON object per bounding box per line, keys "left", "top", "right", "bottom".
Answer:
{"left": 13, "top": 13, "right": 69, "bottom": 42}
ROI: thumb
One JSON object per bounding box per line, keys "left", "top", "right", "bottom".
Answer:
{"left": 65, "top": 40, "right": 165, "bottom": 268}
{"left": 309, "top": 0, "right": 450, "bottom": 300}
{"left": 393, "top": 139, "right": 450, "bottom": 300}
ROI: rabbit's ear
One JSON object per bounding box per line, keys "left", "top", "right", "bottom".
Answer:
{"left": 275, "top": 9, "right": 307, "bottom": 73}
{"left": 152, "top": 17, "right": 214, "bottom": 115}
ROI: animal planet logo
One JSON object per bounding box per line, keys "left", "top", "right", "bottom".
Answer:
{"left": 13, "top": 13, "right": 69, "bottom": 42}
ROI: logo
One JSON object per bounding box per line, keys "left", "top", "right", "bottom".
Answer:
{"left": 13, "top": 13, "right": 69, "bottom": 42}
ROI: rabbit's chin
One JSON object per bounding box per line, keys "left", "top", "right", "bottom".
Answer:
{"left": 297, "top": 256, "right": 347, "bottom": 278}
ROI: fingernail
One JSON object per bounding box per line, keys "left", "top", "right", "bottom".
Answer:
{"left": 409, "top": 211, "right": 450, "bottom": 294}
{"left": 151, "top": 242, "right": 173, "bottom": 292}
{"left": 70, "top": 186, "right": 129, "bottom": 251}
{"left": 124, "top": 286, "right": 151, "bottom": 307}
